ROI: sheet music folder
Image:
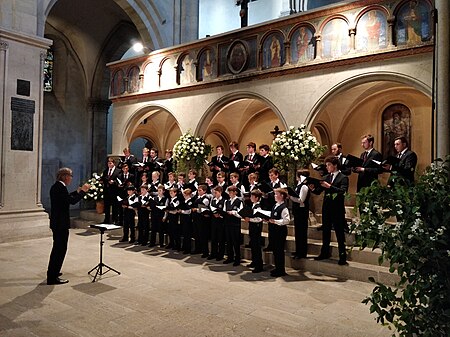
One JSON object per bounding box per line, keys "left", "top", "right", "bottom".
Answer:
{"left": 90, "top": 224, "right": 122, "bottom": 231}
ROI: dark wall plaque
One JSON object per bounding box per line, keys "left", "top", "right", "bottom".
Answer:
{"left": 17, "top": 79, "right": 31, "bottom": 97}
{"left": 11, "top": 97, "right": 35, "bottom": 151}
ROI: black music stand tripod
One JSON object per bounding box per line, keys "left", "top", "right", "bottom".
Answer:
{"left": 88, "top": 224, "right": 121, "bottom": 282}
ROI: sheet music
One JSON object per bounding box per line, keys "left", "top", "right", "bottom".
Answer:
{"left": 311, "top": 163, "right": 318, "bottom": 169}
{"left": 117, "top": 196, "right": 123, "bottom": 202}
{"left": 156, "top": 205, "right": 166, "bottom": 210}
{"left": 233, "top": 160, "right": 240, "bottom": 168}
{"left": 90, "top": 224, "right": 122, "bottom": 230}
{"left": 253, "top": 209, "right": 271, "bottom": 217}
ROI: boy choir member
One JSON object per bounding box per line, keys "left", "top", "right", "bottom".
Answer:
{"left": 117, "top": 163, "right": 134, "bottom": 226}
{"left": 162, "top": 149, "right": 175, "bottom": 182}
{"left": 226, "top": 172, "right": 246, "bottom": 199}
{"left": 240, "top": 142, "right": 261, "bottom": 187}
{"left": 269, "top": 188, "right": 290, "bottom": 277}
{"left": 215, "top": 172, "right": 228, "bottom": 199}
{"left": 227, "top": 141, "right": 244, "bottom": 177}
{"left": 192, "top": 184, "right": 212, "bottom": 255}
{"left": 258, "top": 144, "right": 274, "bottom": 183}
{"left": 149, "top": 171, "right": 161, "bottom": 196}
{"left": 310, "top": 156, "right": 349, "bottom": 265}
{"left": 224, "top": 186, "right": 244, "bottom": 266}
{"left": 290, "top": 169, "right": 310, "bottom": 259}
{"left": 209, "top": 145, "right": 229, "bottom": 184}
{"left": 264, "top": 168, "right": 287, "bottom": 252}
{"left": 179, "top": 188, "right": 195, "bottom": 254}
{"left": 383, "top": 136, "right": 417, "bottom": 185}
{"left": 139, "top": 172, "right": 149, "bottom": 188}
{"left": 120, "top": 185, "right": 139, "bottom": 243}
{"left": 245, "top": 189, "right": 264, "bottom": 273}
{"left": 137, "top": 184, "right": 152, "bottom": 246}
{"left": 177, "top": 172, "right": 186, "bottom": 192}
{"left": 164, "top": 172, "right": 177, "bottom": 196}
{"left": 209, "top": 186, "right": 226, "bottom": 260}
{"left": 166, "top": 187, "right": 181, "bottom": 250}
{"left": 186, "top": 169, "right": 199, "bottom": 196}
{"left": 204, "top": 176, "right": 214, "bottom": 194}
{"left": 118, "top": 147, "right": 138, "bottom": 178}
{"left": 354, "top": 134, "right": 382, "bottom": 192}
{"left": 149, "top": 185, "right": 168, "bottom": 247}
{"left": 101, "top": 157, "right": 122, "bottom": 224}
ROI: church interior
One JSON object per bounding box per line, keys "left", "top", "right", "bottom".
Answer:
{"left": 0, "top": 0, "right": 449, "bottom": 335}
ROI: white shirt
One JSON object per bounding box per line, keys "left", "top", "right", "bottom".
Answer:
{"left": 272, "top": 202, "right": 290, "bottom": 226}
{"left": 289, "top": 183, "right": 309, "bottom": 207}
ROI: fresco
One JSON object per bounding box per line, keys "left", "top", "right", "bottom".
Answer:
{"left": 322, "top": 19, "right": 350, "bottom": 58}
{"left": 290, "top": 26, "right": 315, "bottom": 63}
{"left": 263, "top": 33, "right": 285, "bottom": 69}
{"left": 396, "top": 0, "right": 432, "bottom": 46}
{"left": 356, "top": 10, "right": 388, "bottom": 51}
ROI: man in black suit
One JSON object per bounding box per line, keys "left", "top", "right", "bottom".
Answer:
{"left": 384, "top": 136, "right": 417, "bottom": 185}
{"left": 209, "top": 145, "right": 229, "bottom": 185}
{"left": 257, "top": 144, "right": 273, "bottom": 183}
{"left": 227, "top": 141, "right": 243, "bottom": 177}
{"left": 118, "top": 147, "right": 138, "bottom": 176}
{"left": 101, "top": 157, "right": 122, "bottom": 224}
{"left": 239, "top": 142, "right": 261, "bottom": 188}
{"left": 162, "top": 149, "right": 175, "bottom": 183}
{"left": 310, "top": 156, "right": 349, "bottom": 265}
{"left": 47, "top": 167, "right": 90, "bottom": 285}
{"left": 354, "top": 134, "right": 382, "bottom": 192}
{"left": 331, "top": 143, "right": 351, "bottom": 176}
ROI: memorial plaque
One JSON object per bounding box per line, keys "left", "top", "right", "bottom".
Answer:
{"left": 11, "top": 97, "right": 35, "bottom": 151}
{"left": 16, "top": 79, "right": 31, "bottom": 96}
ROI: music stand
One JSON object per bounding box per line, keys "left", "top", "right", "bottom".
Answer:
{"left": 88, "top": 224, "right": 121, "bottom": 282}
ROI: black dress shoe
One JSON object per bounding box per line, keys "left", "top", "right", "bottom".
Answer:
{"left": 58, "top": 272, "right": 63, "bottom": 276}
{"left": 223, "top": 259, "right": 234, "bottom": 264}
{"left": 148, "top": 243, "right": 156, "bottom": 247}
{"left": 119, "top": 238, "right": 127, "bottom": 242}
{"left": 252, "top": 268, "right": 263, "bottom": 273}
{"left": 207, "top": 255, "right": 216, "bottom": 260}
{"left": 338, "top": 259, "right": 348, "bottom": 266}
{"left": 270, "top": 270, "right": 287, "bottom": 277}
{"left": 247, "top": 262, "right": 255, "bottom": 268}
{"left": 314, "top": 254, "right": 331, "bottom": 261}
{"left": 47, "top": 277, "right": 69, "bottom": 285}
{"left": 233, "top": 261, "right": 240, "bottom": 266}
{"left": 215, "top": 256, "right": 223, "bottom": 261}
{"left": 201, "top": 253, "right": 209, "bottom": 258}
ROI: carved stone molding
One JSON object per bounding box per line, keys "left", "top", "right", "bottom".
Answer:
{"left": 0, "top": 41, "right": 8, "bottom": 51}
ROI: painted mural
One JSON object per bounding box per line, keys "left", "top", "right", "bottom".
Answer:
{"left": 290, "top": 26, "right": 315, "bottom": 63}
{"left": 395, "top": 0, "right": 432, "bottom": 46}
{"left": 179, "top": 54, "right": 195, "bottom": 85}
{"left": 382, "top": 103, "right": 411, "bottom": 158}
{"left": 356, "top": 10, "right": 388, "bottom": 51}
{"left": 263, "top": 33, "right": 285, "bottom": 69}
{"left": 322, "top": 18, "right": 350, "bottom": 59}
{"left": 128, "top": 66, "right": 140, "bottom": 93}
{"left": 198, "top": 49, "right": 215, "bottom": 81}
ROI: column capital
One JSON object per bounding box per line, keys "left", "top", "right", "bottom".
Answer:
{"left": 0, "top": 41, "right": 8, "bottom": 51}
{"left": 87, "top": 98, "right": 111, "bottom": 112}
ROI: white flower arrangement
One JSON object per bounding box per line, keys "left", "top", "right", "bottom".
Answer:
{"left": 83, "top": 173, "right": 104, "bottom": 201}
{"left": 270, "top": 125, "right": 325, "bottom": 169}
{"left": 173, "top": 131, "right": 212, "bottom": 172}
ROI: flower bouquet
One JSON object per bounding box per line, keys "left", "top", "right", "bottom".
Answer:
{"left": 83, "top": 173, "right": 104, "bottom": 201}
{"left": 271, "top": 125, "right": 326, "bottom": 183}
{"left": 173, "top": 131, "right": 212, "bottom": 173}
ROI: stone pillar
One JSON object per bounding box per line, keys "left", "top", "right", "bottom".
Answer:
{"left": 349, "top": 27, "right": 356, "bottom": 53}
{"left": 87, "top": 99, "right": 111, "bottom": 174}
{"left": 0, "top": 28, "right": 52, "bottom": 243}
{"left": 314, "top": 34, "right": 322, "bottom": 60}
{"left": 387, "top": 16, "right": 395, "bottom": 48}
{"left": 435, "top": 0, "right": 450, "bottom": 158}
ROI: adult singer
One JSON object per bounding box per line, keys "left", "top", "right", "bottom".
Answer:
{"left": 47, "top": 167, "right": 90, "bottom": 285}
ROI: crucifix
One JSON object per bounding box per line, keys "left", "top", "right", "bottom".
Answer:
{"left": 236, "top": 0, "right": 257, "bottom": 28}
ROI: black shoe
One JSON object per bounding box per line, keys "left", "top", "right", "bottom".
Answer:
{"left": 58, "top": 272, "right": 63, "bottom": 276}
{"left": 270, "top": 270, "right": 287, "bottom": 277}
{"left": 201, "top": 253, "right": 209, "bottom": 258}
{"left": 165, "top": 244, "right": 173, "bottom": 249}
{"left": 148, "top": 243, "right": 156, "bottom": 247}
{"left": 192, "top": 250, "right": 201, "bottom": 254}
{"left": 316, "top": 225, "right": 323, "bottom": 231}
{"left": 252, "top": 268, "right": 263, "bottom": 273}
{"left": 338, "top": 259, "right": 348, "bottom": 266}
{"left": 183, "top": 250, "right": 191, "bottom": 254}
{"left": 119, "top": 238, "right": 127, "bottom": 242}
{"left": 47, "top": 277, "right": 69, "bottom": 285}
{"left": 207, "top": 255, "right": 216, "bottom": 260}
{"left": 247, "top": 262, "right": 255, "bottom": 268}
{"left": 233, "top": 261, "right": 240, "bottom": 267}
{"left": 223, "top": 259, "right": 234, "bottom": 264}
{"left": 314, "top": 254, "right": 330, "bottom": 261}
{"left": 215, "top": 256, "right": 223, "bottom": 261}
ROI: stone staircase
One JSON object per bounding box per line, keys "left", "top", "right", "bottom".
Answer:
{"left": 71, "top": 207, "right": 398, "bottom": 285}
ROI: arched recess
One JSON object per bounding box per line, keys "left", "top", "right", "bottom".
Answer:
{"left": 122, "top": 105, "right": 182, "bottom": 155}
{"left": 196, "top": 92, "right": 287, "bottom": 158}
{"left": 308, "top": 72, "right": 432, "bottom": 194}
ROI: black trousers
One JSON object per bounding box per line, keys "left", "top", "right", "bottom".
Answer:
{"left": 180, "top": 214, "right": 192, "bottom": 252}
{"left": 104, "top": 194, "right": 119, "bottom": 224}
{"left": 123, "top": 208, "right": 136, "bottom": 241}
{"left": 137, "top": 211, "right": 150, "bottom": 244}
{"left": 266, "top": 222, "right": 275, "bottom": 249}
{"left": 47, "top": 228, "right": 69, "bottom": 280}
{"left": 321, "top": 212, "right": 347, "bottom": 260}
{"left": 272, "top": 225, "right": 287, "bottom": 273}
{"left": 210, "top": 217, "right": 225, "bottom": 258}
{"left": 249, "top": 221, "right": 263, "bottom": 269}
{"left": 150, "top": 215, "right": 165, "bottom": 246}
{"left": 293, "top": 207, "right": 309, "bottom": 257}
{"left": 225, "top": 225, "right": 241, "bottom": 262}
{"left": 193, "top": 214, "right": 210, "bottom": 254}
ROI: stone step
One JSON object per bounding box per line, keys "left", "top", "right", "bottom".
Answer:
{"left": 240, "top": 247, "right": 397, "bottom": 285}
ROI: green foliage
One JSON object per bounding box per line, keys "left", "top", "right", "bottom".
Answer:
{"left": 351, "top": 156, "right": 450, "bottom": 336}
{"left": 173, "top": 131, "right": 212, "bottom": 173}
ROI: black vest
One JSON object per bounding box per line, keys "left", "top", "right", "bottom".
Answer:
{"left": 271, "top": 203, "right": 287, "bottom": 220}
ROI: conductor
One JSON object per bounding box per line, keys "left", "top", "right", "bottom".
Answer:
{"left": 47, "top": 168, "right": 90, "bottom": 285}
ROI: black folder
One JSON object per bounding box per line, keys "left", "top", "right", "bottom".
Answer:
{"left": 305, "top": 177, "right": 324, "bottom": 189}
{"left": 238, "top": 207, "right": 254, "bottom": 218}
{"left": 344, "top": 154, "right": 364, "bottom": 168}
{"left": 287, "top": 186, "right": 299, "bottom": 198}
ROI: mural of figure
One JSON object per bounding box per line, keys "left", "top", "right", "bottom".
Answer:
{"left": 404, "top": 0, "right": 422, "bottom": 45}
{"left": 383, "top": 110, "right": 410, "bottom": 158}
{"left": 322, "top": 19, "right": 349, "bottom": 59}
{"left": 270, "top": 36, "right": 281, "bottom": 67}
{"left": 296, "top": 27, "right": 310, "bottom": 62}
{"left": 330, "top": 20, "right": 344, "bottom": 58}
{"left": 366, "top": 11, "right": 382, "bottom": 50}
{"left": 181, "top": 55, "right": 194, "bottom": 84}
{"left": 202, "top": 50, "right": 213, "bottom": 79}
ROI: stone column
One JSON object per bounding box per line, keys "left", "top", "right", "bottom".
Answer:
{"left": 87, "top": 98, "right": 111, "bottom": 173}
{"left": 387, "top": 16, "right": 395, "bottom": 48}
{"left": 314, "top": 34, "right": 322, "bottom": 60}
{"left": 435, "top": 0, "right": 450, "bottom": 158}
{"left": 0, "top": 28, "right": 52, "bottom": 243}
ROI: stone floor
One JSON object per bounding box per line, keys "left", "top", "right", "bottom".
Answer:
{"left": 0, "top": 228, "right": 391, "bottom": 337}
